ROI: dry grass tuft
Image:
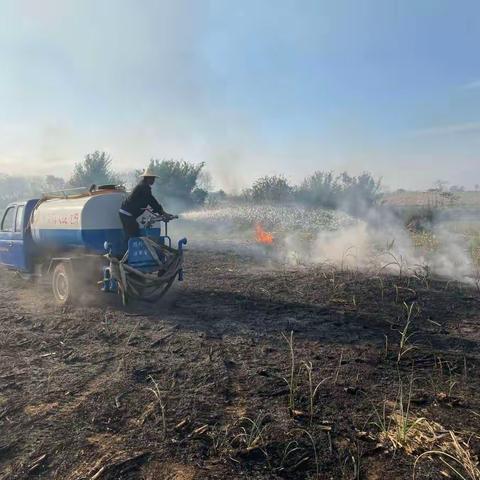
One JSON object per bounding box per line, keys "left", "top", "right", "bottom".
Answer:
{"left": 413, "top": 431, "right": 480, "bottom": 480}
{"left": 378, "top": 410, "right": 437, "bottom": 454}
{"left": 373, "top": 380, "right": 479, "bottom": 480}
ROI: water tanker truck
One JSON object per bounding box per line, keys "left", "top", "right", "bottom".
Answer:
{"left": 0, "top": 186, "right": 187, "bottom": 305}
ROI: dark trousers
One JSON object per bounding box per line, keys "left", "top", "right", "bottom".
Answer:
{"left": 119, "top": 213, "right": 140, "bottom": 239}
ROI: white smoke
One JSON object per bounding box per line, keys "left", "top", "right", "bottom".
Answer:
{"left": 281, "top": 212, "right": 477, "bottom": 284}
{"left": 180, "top": 203, "right": 478, "bottom": 285}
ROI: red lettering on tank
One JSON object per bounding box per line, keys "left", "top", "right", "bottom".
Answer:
{"left": 38, "top": 210, "right": 80, "bottom": 227}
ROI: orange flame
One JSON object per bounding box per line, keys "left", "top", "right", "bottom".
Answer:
{"left": 255, "top": 224, "right": 274, "bottom": 245}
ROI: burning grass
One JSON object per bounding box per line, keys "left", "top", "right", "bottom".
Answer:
{"left": 255, "top": 223, "right": 274, "bottom": 245}
{"left": 181, "top": 201, "right": 480, "bottom": 291}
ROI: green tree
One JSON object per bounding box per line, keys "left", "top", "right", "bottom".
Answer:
{"left": 247, "top": 175, "right": 293, "bottom": 202}
{"left": 43, "top": 175, "right": 66, "bottom": 192}
{"left": 297, "top": 171, "right": 340, "bottom": 208}
{"left": 0, "top": 174, "right": 62, "bottom": 210}
{"left": 294, "top": 170, "right": 381, "bottom": 213}
{"left": 338, "top": 171, "right": 382, "bottom": 212}
{"left": 145, "top": 159, "right": 207, "bottom": 208}
{"left": 69, "top": 151, "right": 119, "bottom": 188}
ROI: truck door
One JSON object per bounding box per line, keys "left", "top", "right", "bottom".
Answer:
{"left": 11, "top": 205, "right": 28, "bottom": 271}
{"left": 0, "top": 206, "right": 16, "bottom": 267}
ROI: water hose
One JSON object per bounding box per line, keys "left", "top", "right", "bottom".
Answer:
{"left": 108, "top": 238, "right": 184, "bottom": 303}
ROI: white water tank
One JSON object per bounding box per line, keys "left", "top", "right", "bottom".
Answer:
{"left": 30, "top": 191, "right": 127, "bottom": 254}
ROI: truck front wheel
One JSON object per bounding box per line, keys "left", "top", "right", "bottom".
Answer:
{"left": 52, "top": 262, "right": 76, "bottom": 305}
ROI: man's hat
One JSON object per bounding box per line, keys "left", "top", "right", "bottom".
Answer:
{"left": 139, "top": 166, "right": 158, "bottom": 177}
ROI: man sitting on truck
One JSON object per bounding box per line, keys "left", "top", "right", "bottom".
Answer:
{"left": 119, "top": 167, "right": 173, "bottom": 238}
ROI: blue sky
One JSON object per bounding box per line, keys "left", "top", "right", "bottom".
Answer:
{"left": 0, "top": 0, "right": 479, "bottom": 190}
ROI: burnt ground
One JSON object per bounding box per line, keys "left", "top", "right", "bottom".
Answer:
{"left": 0, "top": 249, "right": 479, "bottom": 479}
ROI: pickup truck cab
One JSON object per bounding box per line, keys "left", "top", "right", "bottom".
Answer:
{"left": 0, "top": 200, "right": 39, "bottom": 274}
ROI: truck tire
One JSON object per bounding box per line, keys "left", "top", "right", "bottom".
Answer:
{"left": 52, "top": 262, "right": 77, "bottom": 305}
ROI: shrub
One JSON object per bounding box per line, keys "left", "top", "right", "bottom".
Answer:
{"left": 296, "top": 171, "right": 381, "bottom": 213}
{"left": 246, "top": 175, "right": 293, "bottom": 203}
{"left": 338, "top": 172, "right": 382, "bottom": 213}
{"left": 191, "top": 187, "right": 208, "bottom": 205}
{"left": 296, "top": 171, "right": 340, "bottom": 208}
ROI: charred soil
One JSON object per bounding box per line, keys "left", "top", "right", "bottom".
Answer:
{"left": 0, "top": 249, "right": 479, "bottom": 479}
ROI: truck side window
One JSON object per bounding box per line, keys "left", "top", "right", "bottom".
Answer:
{"left": 1, "top": 207, "right": 15, "bottom": 232}
{"left": 15, "top": 205, "right": 25, "bottom": 232}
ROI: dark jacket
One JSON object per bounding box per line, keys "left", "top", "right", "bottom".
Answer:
{"left": 120, "top": 180, "right": 164, "bottom": 218}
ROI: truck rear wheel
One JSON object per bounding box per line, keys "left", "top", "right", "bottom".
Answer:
{"left": 52, "top": 262, "right": 76, "bottom": 305}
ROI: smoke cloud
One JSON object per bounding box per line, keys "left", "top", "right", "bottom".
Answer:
{"left": 180, "top": 202, "right": 479, "bottom": 285}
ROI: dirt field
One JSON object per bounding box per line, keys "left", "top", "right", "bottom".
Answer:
{"left": 0, "top": 248, "right": 479, "bottom": 479}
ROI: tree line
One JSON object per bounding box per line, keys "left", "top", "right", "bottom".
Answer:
{"left": 240, "top": 171, "right": 382, "bottom": 215}
{"left": 0, "top": 150, "right": 383, "bottom": 214}
{"left": 0, "top": 151, "right": 208, "bottom": 212}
